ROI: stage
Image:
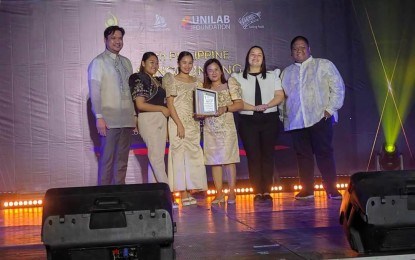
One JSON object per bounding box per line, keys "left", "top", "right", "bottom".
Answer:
{"left": 1, "top": 191, "right": 415, "bottom": 260}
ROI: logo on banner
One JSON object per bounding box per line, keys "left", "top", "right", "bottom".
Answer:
{"left": 104, "top": 12, "right": 144, "bottom": 32}
{"left": 119, "top": 18, "right": 145, "bottom": 32}
{"left": 238, "top": 12, "right": 264, "bottom": 29}
{"left": 149, "top": 14, "right": 170, "bottom": 32}
{"left": 105, "top": 12, "right": 119, "bottom": 27}
{"left": 181, "top": 15, "right": 231, "bottom": 30}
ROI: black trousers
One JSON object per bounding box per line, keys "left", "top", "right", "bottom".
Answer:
{"left": 238, "top": 112, "right": 280, "bottom": 194}
{"left": 290, "top": 117, "right": 337, "bottom": 192}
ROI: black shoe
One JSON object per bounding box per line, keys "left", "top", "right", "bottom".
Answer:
{"left": 253, "top": 194, "right": 263, "bottom": 202}
{"left": 262, "top": 193, "right": 273, "bottom": 201}
{"left": 295, "top": 190, "right": 314, "bottom": 200}
{"left": 327, "top": 190, "right": 342, "bottom": 200}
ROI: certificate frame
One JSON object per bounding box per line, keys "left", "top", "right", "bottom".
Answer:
{"left": 194, "top": 87, "right": 218, "bottom": 116}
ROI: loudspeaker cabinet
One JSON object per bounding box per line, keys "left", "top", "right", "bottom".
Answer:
{"left": 339, "top": 170, "right": 415, "bottom": 253}
{"left": 42, "top": 183, "right": 175, "bottom": 260}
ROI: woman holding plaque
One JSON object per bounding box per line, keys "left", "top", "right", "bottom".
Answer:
{"left": 231, "top": 46, "right": 284, "bottom": 202}
{"left": 129, "top": 52, "right": 178, "bottom": 208}
{"left": 202, "top": 58, "right": 243, "bottom": 204}
{"left": 163, "top": 51, "right": 207, "bottom": 206}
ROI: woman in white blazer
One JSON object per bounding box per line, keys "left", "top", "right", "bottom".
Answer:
{"left": 231, "top": 46, "right": 284, "bottom": 202}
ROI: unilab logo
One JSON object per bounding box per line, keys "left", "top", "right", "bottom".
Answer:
{"left": 181, "top": 16, "right": 192, "bottom": 30}
{"left": 238, "top": 12, "right": 264, "bottom": 29}
{"left": 181, "top": 15, "right": 231, "bottom": 30}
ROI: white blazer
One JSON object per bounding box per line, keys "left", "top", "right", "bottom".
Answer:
{"left": 231, "top": 69, "right": 282, "bottom": 115}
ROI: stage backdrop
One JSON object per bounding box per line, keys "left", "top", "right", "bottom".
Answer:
{"left": 0, "top": 0, "right": 414, "bottom": 192}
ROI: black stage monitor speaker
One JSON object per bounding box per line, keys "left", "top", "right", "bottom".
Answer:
{"left": 41, "top": 183, "right": 175, "bottom": 260}
{"left": 339, "top": 170, "right": 415, "bottom": 253}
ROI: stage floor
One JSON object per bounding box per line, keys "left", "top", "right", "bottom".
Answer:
{"left": 1, "top": 191, "right": 415, "bottom": 259}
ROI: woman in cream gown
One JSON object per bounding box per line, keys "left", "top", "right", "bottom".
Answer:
{"left": 163, "top": 51, "right": 207, "bottom": 206}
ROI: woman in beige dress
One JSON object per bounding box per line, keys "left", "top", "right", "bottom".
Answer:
{"left": 163, "top": 51, "right": 207, "bottom": 206}
{"left": 202, "top": 58, "right": 243, "bottom": 204}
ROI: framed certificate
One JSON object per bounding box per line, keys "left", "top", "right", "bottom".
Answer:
{"left": 194, "top": 87, "right": 218, "bottom": 116}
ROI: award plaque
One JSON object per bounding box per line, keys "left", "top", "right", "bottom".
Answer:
{"left": 194, "top": 87, "right": 218, "bottom": 116}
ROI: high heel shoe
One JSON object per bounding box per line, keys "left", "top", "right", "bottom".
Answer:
{"left": 182, "top": 196, "right": 197, "bottom": 206}
{"left": 188, "top": 196, "right": 197, "bottom": 205}
{"left": 211, "top": 194, "right": 225, "bottom": 204}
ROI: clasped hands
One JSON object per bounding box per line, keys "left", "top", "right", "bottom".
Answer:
{"left": 254, "top": 104, "right": 269, "bottom": 112}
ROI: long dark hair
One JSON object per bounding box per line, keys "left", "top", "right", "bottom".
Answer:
{"left": 242, "top": 45, "right": 267, "bottom": 79}
{"left": 203, "top": 58, "right": 227, "bottom": 89}
{"left": 177, "top": 51, "right": 193, "bottom": 73}
{"left": 139, "top": 52, "right": 158, "bottom": 73}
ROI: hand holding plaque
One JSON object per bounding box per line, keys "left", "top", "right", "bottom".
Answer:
{"left": 194, "top": 87, "right": 218, "bottom": 116}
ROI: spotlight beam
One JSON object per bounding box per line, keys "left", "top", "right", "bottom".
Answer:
{"left": 362, "top": 1, "right": 394, "bottom": 170}
{"left": 360, "top": 0, "right": 414, "bottom": 168}
{"left": 366, "top": 92, "right": 388, "bottom": 171}
{"left": 388, "top": 83, "right": 414, "bottom": 160}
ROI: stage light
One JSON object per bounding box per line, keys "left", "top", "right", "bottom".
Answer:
{"left": 271, "top": 186, "right": 281, "bottom": 192}
{"left": 376, "top": 143, "right": 403, "bottom": 171}
{"left": 2, "top": 199, "right": 43, "bottom": 209}
{"left": 294, "top": 185, "right": 302, "bottom": 190}
{"left": 385, "top": 144, "right": 395, "bottom": 153}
